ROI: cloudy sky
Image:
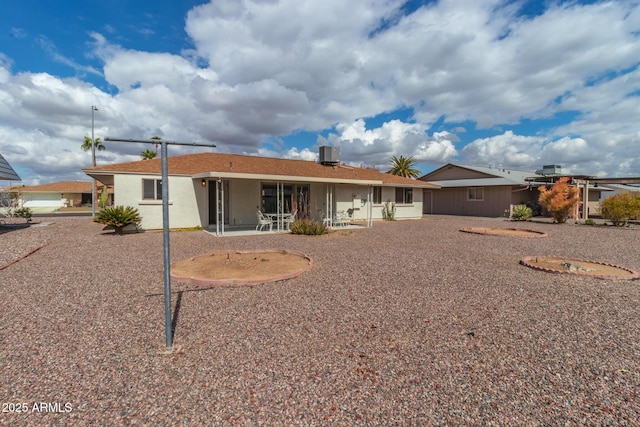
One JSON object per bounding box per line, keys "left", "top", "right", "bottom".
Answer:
{"left": 0, "top": 0, "right": 638, "bottom": 185}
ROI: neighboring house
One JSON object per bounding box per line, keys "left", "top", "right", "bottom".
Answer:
{"left": 600, "top": 184, "right": 640, "bottom": 197}
{"left": 83, "top": 148, "right": 440, "bottom": 232}
{"left": 3, "top": 181, "right": 113, "bottom": 213}
{"left": 419, "top": 163, "right": 608, "bottom": 218}
{"left": 0, "top": 153, "right": 20, "bottom": 181}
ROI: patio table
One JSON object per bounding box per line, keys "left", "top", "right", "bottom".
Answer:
{"left": 265, "top": 212, "right": 296, "bottom": 230}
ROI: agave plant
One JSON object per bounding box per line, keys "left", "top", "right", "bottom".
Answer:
{"left": 511, "top": 204, "right": 532, "bottom": 221}
{"left": 382, "top": 201, "right": 396, "bottom": 220}
{"left": 94, "top": 205, "right": 142, "bottom": 235}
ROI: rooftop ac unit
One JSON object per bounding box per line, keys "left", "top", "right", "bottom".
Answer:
{"left": 542, "top": 164, "right": 562, "bottom": 175}
{"left": 319, "top": 146, "right": 340, "bottom": 165}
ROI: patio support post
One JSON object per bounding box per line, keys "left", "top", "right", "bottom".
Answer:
{"left": 367, "top": 185, "right": 373, "bottom": 227}
{"left": 276, "top": 182, "right": 281, "bottom": 231}
{"left": 215, "top": 179, "right": 220, "bottom": 236}
{"left": 582, "top": 180, "right": 589, "bottom": 220}
{"left": 325, "top": 184, "right": 333, "bottom": 228}
{"left": 220, "top": 178, "right": 225, "bottom": 235}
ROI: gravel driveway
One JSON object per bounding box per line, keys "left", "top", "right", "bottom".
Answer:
{"left": 1, "top": 216, "right": 639, "bottom": 426}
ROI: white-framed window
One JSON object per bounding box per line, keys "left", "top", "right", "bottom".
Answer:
{"left": 467, "top": 187, "right": 484, "bottom": 201}
{"left": 395, "top": 187, "right": 413, "bottom": 204}
{"left": 143, "top": 178, "right": 163, "bottom": 200}
{"left": 373, "top": 186, "right": 382, "bottom": 204}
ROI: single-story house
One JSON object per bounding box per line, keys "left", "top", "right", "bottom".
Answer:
{"left": 419, "top": 163, "right": 609, "bottom": 218}
{"left": 2, "top": 181, "right": 113, "bottom": 213}
{"left": 83, "top": 148, "right": 440, "bottom": 233}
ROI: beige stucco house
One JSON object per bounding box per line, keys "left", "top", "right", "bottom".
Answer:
{"left": 83, "top": 150, "right": 439, "bottom": 233}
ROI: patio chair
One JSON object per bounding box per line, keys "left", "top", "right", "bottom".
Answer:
{"left": 334, "top": 210, "right": 350, "bottom": 227}
{"left": 256, "top": 211, "right": 273, "bottom": 231}
{"left": 283, "top": 209, "right": 297, "bottom": 230}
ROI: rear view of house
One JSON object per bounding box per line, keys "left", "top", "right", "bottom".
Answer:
{"left": 84, "top": 148, "right": 439, "bottom": 232}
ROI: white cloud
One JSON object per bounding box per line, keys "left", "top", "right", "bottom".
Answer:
{"left": 320, "top": 118, "right": 457, "bottom": 169}
{"left": 0, "top": 0, "right": 639, "bottom": 184}
{"left": 462, "top": 131, "right": 544, "bottom": 169}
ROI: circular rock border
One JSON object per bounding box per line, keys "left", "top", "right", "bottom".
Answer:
{"left": 459, "top": 227, "right": 547, "bottom": 237}
{"left": 520, "top": 256, "right": 640, "bottom": 280}
{"left": 170, "top": 249, "right": 313, "bottom": 286}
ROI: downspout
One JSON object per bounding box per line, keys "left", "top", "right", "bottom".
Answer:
{"left": 367, "top": 185, "right": 373, "bottom": 227}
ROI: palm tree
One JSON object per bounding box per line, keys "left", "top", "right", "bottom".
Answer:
{"left": 140, "top": 149, "right": 157, "bottom": 160}
{"left": 387, "top": 155, "right": 420, "bottom": 179}
{"left": 81, "top": 136, "right": 106, "bottom": 167}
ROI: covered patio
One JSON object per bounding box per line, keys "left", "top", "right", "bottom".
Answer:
{"left": 198, "top": 176, "right": 377, "bottom": 236}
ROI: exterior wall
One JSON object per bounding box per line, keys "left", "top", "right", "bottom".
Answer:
{"left": 585, "top": 191, "right": 603, "bottom": 217}
{"left": 308, "top": 182, "right": 327, "bottom": 221}
{"left": 228, "top": 180, "right": 261, "bottom": 226}
{"left": 21, "top": 192, "right": 66, "bottom": 208}
{"left": 312, "top": 183, "right": 424, "bottom": 221}
{"left": 395, "top": 187, "right": 423, "bottom": 219}
{"left": 114, "top": 173, "right": 427, "bottom": 229}
{"left": 20, "top": 192, "right": 84, "bottom": 212}
{"left": 62, "top": 192, "right": 84, "bottom": 207}
{"left": 334, "top": 185, "right": 367, "bottom": 219}
{"left": 115, "top": 174, "right": 202, "bottom": 230}
{"left": 431, "top": 186, "right": 513, "bottom": 217}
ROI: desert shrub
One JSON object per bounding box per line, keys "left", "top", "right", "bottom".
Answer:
{"left": 382, "top": 201, "right": 396, "bottom": 220}
{"left": 98, "top": 185, "right": 109, "bottom": 209}
{"left": 289, "top": 219, "right": 328, "bottom": 235}
{"left": 94, "top": 205, "right": 142, "bottom": 235}
{"left": 14, "top": 207, "right": 32, "bottom": 222}
{"left": 538, "top": 177, "right": 580, "bottom": 223}
{"left": 584, "top": 218, "right": 596, "bottom": 226}
{"left": 601, "top": 193, "right": 640, "bottom": 227}
{"left": 511, "top": 204, "right": 532, "bottom": 221}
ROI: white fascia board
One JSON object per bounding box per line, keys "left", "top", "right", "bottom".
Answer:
{"left": 380, "top": 182, "right": 441, "bottom": 189}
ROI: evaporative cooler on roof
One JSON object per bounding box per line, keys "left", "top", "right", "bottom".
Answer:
{"left": 319, "top": 146, "right": 340, "bottom": 165}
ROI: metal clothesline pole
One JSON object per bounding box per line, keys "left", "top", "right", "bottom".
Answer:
{"left": 105, "top": 137, "right": 216, "bottom": 348}
{"left": 91, "top": 106, "right": 98, "bottom": 217}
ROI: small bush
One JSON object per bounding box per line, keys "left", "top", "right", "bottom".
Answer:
{"left": 601, "top": 193, "right": 640, "bottom": 227}
{"left": 584, "top": 218, "right": 596, "bottom": 226}
{"left": 538, "top": 177, "right": 580, "bottom": 223}
{"left": 382, "top": 201, "right": 396, "bottom": 220}
{"left": 14, "top": 207, "right": 32, "bottom": 222}
{"left": 94, "top": 205, "right": 142, "bottom": 235}
{"left": 289, "top": 219, "right": 329, "bottom": 235}
{"left": 511, "top": 204, "right": 532, "bottom": 221}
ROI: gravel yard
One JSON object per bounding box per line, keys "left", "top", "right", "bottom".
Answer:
{"left": 1, "top": 215, "right": 639, "bottom": 426}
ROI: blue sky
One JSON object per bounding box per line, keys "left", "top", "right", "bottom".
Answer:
{"left": 0, "top": 0, "right": 638, "bottom": 184}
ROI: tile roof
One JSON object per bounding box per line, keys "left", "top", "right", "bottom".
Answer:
{"left": 3, "top": 181, "right": 112, "bottom": 193}
{"left": 84, "top": 152, "right": 439, "bottom": 188}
